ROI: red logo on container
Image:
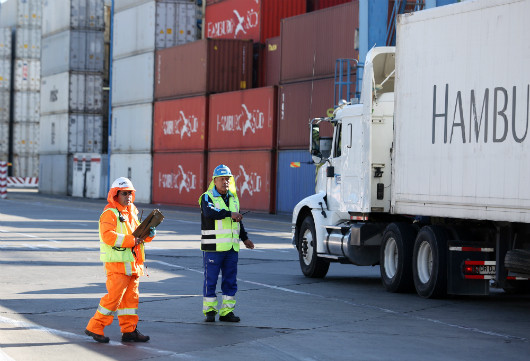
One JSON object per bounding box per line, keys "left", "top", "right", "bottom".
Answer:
{"left": 234, "top": 165, "right": 261, "bottom": 196}
{"left": 216, "top": 104, "right": 264, "bottom": 136}
{"left": 158, "top": 165, "right": 197, "bottom": 193}
{"left": 207, "top": 7, "right": 259, "bottom": 39}
{"left": 162, "top": 111, "right": 199, "bottom": 139}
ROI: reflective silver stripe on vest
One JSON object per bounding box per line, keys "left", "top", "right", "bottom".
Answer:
{"left": 202, "top": 229, "right": 240, "bottom": 236}
{"left": 114, "top": 233, "right": 125, "bottom": 247}
{"left": 117, "top": 308, "right": 138, "bottom": 316}
{"left": 201, "top": 238, "right": 239, "bottom": 244}
{"left": 97, "top": 304, "right": 116, "bottom": 316}
{"left": 124, "top": 262, "right": 132, "bottom": 276}
{"left": 216, "top": 219, "right": 223, "bottom": 229}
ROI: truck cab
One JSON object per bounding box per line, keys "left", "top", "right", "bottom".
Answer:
{"left": 292, "top": 47, "right": 397, "bottom": 277}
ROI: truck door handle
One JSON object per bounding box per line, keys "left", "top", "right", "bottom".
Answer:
{"left": 347, "top": 123, "right": 352, "bottom": 148}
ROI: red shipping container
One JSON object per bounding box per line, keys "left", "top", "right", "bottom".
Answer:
{"left": 209, "top": 86, "right": 277, "bottom": 151}
{"left": 153, "top": 96, "right": 209, "bottom": 152}
{"left": 265, "top": 36, "right": 281, "bottom": 86}
{"left": 280, "top": 1, "right": 359, "bottom": 83}
{"left": 278, "top": 77, "right": 336, "bottom": 150}
{"left": 207, "top": 150, "right": 276, "bottom": 213}
{"left": 205, "top": 0, "right": 306, "bottom": 44}
{"left": 155, "top": 39, "right": 253, "bottom": 100}
{"left": 308, "top": 0, "right": 352, "bottom": 11}
{"left": 152, "top": 152, "right": 206, "bottom": 207}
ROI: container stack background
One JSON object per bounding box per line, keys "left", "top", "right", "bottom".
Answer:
{"left": 111, "top": 0, "right": 201, "bottom": 204}
{"left": 0, "top": 27, "right": 11, "bottom": 164}
{"left": 10, "top": 0, "right": 41, "bottom": 180}
{"left": 0, "top": 0, "right": 452, "bottom": 214}
{"left": 39, "top": 0, "right": 106, "bottom": 195}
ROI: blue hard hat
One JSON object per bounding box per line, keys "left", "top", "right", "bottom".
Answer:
{"left": 213, "top": 164, "right": 232, "bottom": 178}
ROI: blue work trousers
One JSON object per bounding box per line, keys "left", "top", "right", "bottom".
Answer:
{"left": 203, "top": 249, "right": 238, "bottom": 297}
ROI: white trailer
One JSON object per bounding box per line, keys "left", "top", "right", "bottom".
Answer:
{"left": 292, "top": 0, "right": 530, "bottom": 297}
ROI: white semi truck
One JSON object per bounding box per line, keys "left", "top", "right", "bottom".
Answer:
{"left": 291, "top": 0, "right": 530, "bottom": 298}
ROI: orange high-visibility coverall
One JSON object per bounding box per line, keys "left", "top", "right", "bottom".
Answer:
{"left": 86, "top": 184, "right": 154, "bottom": 336}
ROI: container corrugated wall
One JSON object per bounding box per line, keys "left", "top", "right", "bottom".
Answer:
{"left": 276, "top": 150, "right": 316, "bottom": 214}
{"left": 208, "top": 86, "right": 277, "bottom": 150}
{"left": 265, "top": 36, "right": 280, "bottom": 86}
{"left": 152, "top": 152, "right": 206, "bottom": 207}
{"left": 154, "top": 39, "right": 253, "bottom": 100}
{"left": 277, "top": 78, "right": 335, "bottom": 149}
{"left": 153, "top": 96, "right": 208, "bottom": 152}
{"left": 280, "top": 1, "right": 359, "bottom": 83}
{"left": 207, "top": 150, "right": 276, "bottom": 213}
{"left": 205, "top": 0, "right": 306, "bottom": 43}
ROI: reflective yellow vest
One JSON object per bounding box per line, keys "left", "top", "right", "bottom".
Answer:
{"left": 99, "top": 208, "right": 144, "bottom": 263}
{"left": 200, "top": 190, "right": 240, "bottom": 252}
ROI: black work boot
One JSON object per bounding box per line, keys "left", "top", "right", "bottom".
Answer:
{"left": 205, "top": 311, "right": 216, "bottom": 322}
{"left": 85, "top": 329, "right": 110, "bottom": 343}
{"left": 121, "top": 328, "right": 150, "bottom": 342}
{"left": 219, "top": 312, "right": 240, "bottom": 322}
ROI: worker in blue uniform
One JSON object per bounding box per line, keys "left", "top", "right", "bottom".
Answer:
{"left": 198, "top": 164, "right": 254, "bottom": 322}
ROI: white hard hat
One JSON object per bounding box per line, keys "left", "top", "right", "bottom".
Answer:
{"left": 111, "top": 177, "right": 135, "bottom": 191}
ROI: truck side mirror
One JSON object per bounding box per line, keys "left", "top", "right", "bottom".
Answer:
{"left": 310, "top": 123, "right": 332, "bottom": 164}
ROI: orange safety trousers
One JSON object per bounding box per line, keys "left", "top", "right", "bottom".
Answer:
{"left": 86, "top": 271, "right": 139, "bottom": 335}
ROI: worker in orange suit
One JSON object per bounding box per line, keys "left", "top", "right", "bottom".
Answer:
{"left": 85, "top": 177, "right": 155, "bottom": 343}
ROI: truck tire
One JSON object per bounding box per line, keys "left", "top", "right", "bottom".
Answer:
{"left": 504, "top": 249, "right": 530, "bottom": 275}
{"left": 298, "top": 216, "right": 329, "bottom": 278}
{"left": 380, "top": 223, "right": 416, "bottom": 293}
{"left": 412, "top": 226, "right": 448, "bottom": 298}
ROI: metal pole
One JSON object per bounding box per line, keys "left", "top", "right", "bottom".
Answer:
{"left": 107, "top": 0, "right": 114, "bottom": 191}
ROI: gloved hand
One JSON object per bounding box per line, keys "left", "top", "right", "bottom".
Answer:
{"left": 149, "top": 227, "right": 156, "bottom": 237}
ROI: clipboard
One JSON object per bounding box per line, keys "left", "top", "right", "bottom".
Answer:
{"left": 133, "top": 209, "right": 165, "bottom": 240}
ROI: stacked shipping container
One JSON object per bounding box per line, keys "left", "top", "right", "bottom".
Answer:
{"left": 275, "top": 2, "right": 359, "bottom": 213}
{"left": 39, "top": 0, "right": 106, "bottom": 195}
{"left": 111, "top": 0, "right": 201, "bottom": 204}
{"left": 152, "top": 38, "right": 253, "bottom": 207}
{"left": 0, "top": 27, "right": 11, "bottom": 164}
{"left": 10, "top": 0, "right": 41, "bottom": 179}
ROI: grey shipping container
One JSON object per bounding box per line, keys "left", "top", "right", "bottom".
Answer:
{"left": 41, "top": 72, "right": 104, "bottom": 114}
{"left": 0, "top": 59, "right": 11, "bottom": 90}
{"left": 42, "top": 0, "right": 105, "bottom": 36}
{"left": 15, "top": 27, "right": 41, "bottom": 59}
{"left": 0, "top": 90, "right": 9, "bottom": 121}
{"left": 13, "top": 154, "right": 39, "bottom": 177}
{"left": 41, "top": 30, "right": 104, "bottom": 76}
{"left": 39, "top": 153, "right": 71, "bottom": 195}
{"left": 68, "top": 113, "right": 104, "bottom": 153}
{"left": 0, "top": 121, "right": 8, "bottom": 154}
{"left": 280, "top": 1, "right": 359, "bottom": 83}
{"left": 14, "top": 59, "right": 40, "bottom": 91}
{"left": 12, "top": 122, "right": 39, "bottom": 155}
{"left": 0, "top": 27, "right": 12, "bottom": 58}
{"left": 14, "top": 91, "right": 40, "bottom": 122}
{"left": 0, "top": 0, "right": 42, "bottom": 28}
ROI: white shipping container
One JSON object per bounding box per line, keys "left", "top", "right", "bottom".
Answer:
{"left": 0, "top": 90, "right": 9, "bottom": 122}
{"left": 43, "top": 0, "right": 105, "bottom": 36}
{"left": 110, "top": 152, "right": 152, "bottom": 204}
{"left": 40, "top": 72, "right": 103, "bottom": 114}
{"left": 114, "top": 0, "right": 152, "bottom": 13}
{"left": 72, "top": 153, "right": 108, "bottom": 199}
{"left": 111, "top": 103, "right": 152, "bottom": 153}
{"left": 39, "top": 153, "right": 70, "bottom": 195}
{"left": 0, "top": 0, "right": 17, "bottom": 27}
{"left": 113, "top": 1, "right": 156, "bottom": 59}
{"left": 41, "top": 30, "right": 104, "bottom": 76}
{"left": 0, "top": 121, "right": 9, "bottom": 154}
{"left": 12, "top": 121, "right": 39, "bottom": 155}
{"left": 15, "top": 27, "right": 41, "bottom": 59}
{"left": 40, "top": 113, "right": 69, "bottom": 154}
{"left": 14, "top": 91, "right": 39, "bottom": 122}
{"left": 14, "top": 59, "right": 40, "bottom": 91}
{"left": 155, "top": 2, "right": 197, "bottom": 49}
{"left": 68, "top": 113, "right": 105, "bottom": 153}
{"left": 13, "top": 153, "right": 39, "bottom": 177}
{"left": 0, "top": 59, "right": 10, "bottom": 90}
{"left": 0, "top": 27, "right": 12, "bottom": 58}
{"left": 392, "top": 0, "right": 530, "bottom": 223}
{"left": 111, "top": 52, "right": 154, "bottom": 106}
